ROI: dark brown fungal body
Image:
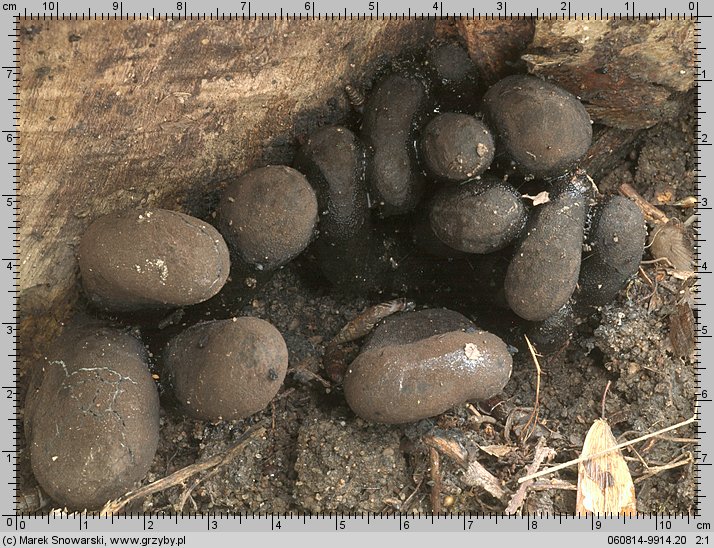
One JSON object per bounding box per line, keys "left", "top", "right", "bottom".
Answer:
{"left": 428, "top": 42, "right": 477, "bottom": 85}
{"left": 505, "top": 181, "right": 588, "bottom": 321}
{"left": 525, "top": 302, "right": 576, "bottom": 354}
{"left": 578, "top": 196, "right": 646, "bottom": 306}
{"left": 420, "top": 113, "right": 495, "bottom": 182}
{"left": 344, "top": 329, "right": 512, "bottom": 424}
{"left": 361, "top": 308, "right": 475, "bottom": 352}
{"left": 411, "top": 207, "right": 468, "bottom": 258}
{"left": 430, "top": 177, "right": 527, "bottom": 254}
{"left": 216, "top": 166, "right": 318, "bottom": 271}
{"left": 294, "top": 126, "right": 378, "bottom": 290}
{"left": 164, "top": 317, "right": 288, "bottom": 421}
{"left": 18, "top": 25, "right": 698, "bottom": 515}
{"left": 426, "top": 43, "right": 480, "bottom": 110}
{"left": 361, "top": 74, "right": 427, "bottom": 216}
{"left": 78, "top": 209, "right": 230, "bottom": 312}
{"left": 294, "top": 126, "right": 368, "bottom": 242}
{"left": 24, "top": 323, "right": 160, "bottom": 509}
{"left": 482, "top": 74, "right": 593, "bottom": 178}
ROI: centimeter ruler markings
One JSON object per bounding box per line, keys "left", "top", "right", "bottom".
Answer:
{"left": 2, "top": 511, "right": 711, "bottom": 533}
{"left": 2, "top": 0, "right": 710, "bottom": 532}
{"left": 9, "top": 7, "right": 714, "bottom": 19}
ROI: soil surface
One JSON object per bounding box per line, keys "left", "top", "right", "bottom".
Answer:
{"left": 16, "top": 21, "right": 698, "bottom": 516}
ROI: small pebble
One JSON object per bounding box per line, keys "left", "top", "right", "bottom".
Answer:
{"left": 164, "top": 317, "right": 288, "bottom": 421}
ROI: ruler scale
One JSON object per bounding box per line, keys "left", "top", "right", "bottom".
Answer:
{"left": 3, "top": 0, "right": 711, "bottom": 542}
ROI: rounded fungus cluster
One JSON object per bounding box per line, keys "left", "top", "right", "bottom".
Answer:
{"left": 28, "top": 39, "right": 649, "bottom": 510}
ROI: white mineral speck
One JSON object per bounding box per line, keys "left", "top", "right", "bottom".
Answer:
{"left": 464, "top": 342, "right": 481, "bottom": 360}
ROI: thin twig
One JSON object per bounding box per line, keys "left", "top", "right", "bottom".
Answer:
{"left": 634, "top": 452, "right": 693, "bottom": 484}
{"left": 101, "top": 422, "right": 267, "bottom": 514}
{"left": 429, "top": 447, "right": 442, "bottom": 514}
{"left": 505, "top": 437, "right": 556, "bottom": 515}
{"left": 521, "top": 336, "right": 542, "bottom": 444}
{"left": 530, "top": 479, "right": 577, "bottom": 491}
{"left": 401, "top": 477, "right": 425, "bottom": 513}
{"left": 619, "top": 183, "right": 670, "bottom": 224}
{"left": 176, "top": 466, "right": 222, "bottom": 513}
{"left": 518, "top": 416, "right": 695, "bottom": 483}
{"left": 601, "top": 380, "right": 612, "bottom": 419}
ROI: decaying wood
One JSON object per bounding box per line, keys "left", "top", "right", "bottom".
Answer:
{"left": 580, "top": 127, "right": 640, "bottom": 182}
{"left": 429, "top": 447, "right": 442, "bottom": 514}
{"left": 423, "top": 433, "right": 508, "bottom": 502}
{"left": 669, "top": 302, "right": 697, "bottom": 358}
{"left": 523, "top": 20, "right": 695, "bottom": 129}
{"left": 423, "top": 432, "right": 469, "bottom": 466}
{"left": 620, "top": 183, "right": 671, "bottom": 224}
{"left": 505, "top": 437, "right": 556, "bottom": 515}
{"left": 460, "top": 455, "right": 509, "bottom": 502}
{"left": 18, "top": 19, "right": 433, "bottom": 362}
{"left": 454, "top": 19, "right": 535, "bottom": 85}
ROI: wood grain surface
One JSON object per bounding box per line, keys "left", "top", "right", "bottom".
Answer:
{"left": 18, "top": 18, "right": 433, "bottom": 359}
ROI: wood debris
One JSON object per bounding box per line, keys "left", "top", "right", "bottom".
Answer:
{"left": 576, "top": 419, "right": 637, "bottom": 516}
{"left": 423, "top": 432, "right": 508, "bottom": 503}
{"left": 101, "top": 423, "right": 267, "bottom": 515}
{"left": 519, "top": 416, "right": 695, "bottom": 483}
{"left": 429, "top": 447, "right": 443, "bottom": 514}
{"left": 506, "top": 437, "right": 556, "bottom": 515}
{"left": 669, "top": 302, "right": 697, "bottom": 358}
{"left": 620, "top": 183, "right": 670, "bottom": 224}
{"left": 323, "top": 298, "right": 415, "bottom": 382}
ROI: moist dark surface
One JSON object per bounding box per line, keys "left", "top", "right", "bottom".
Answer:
{"left": 361, "top": 74, "right": 427, "bottom": 215}
{"left": 505, "top": 184, "right": 588, "bottom": 321}
{"left": 578, "top": 196, "right": 647, "bottom": 306}
{"left": 430, "top": 177, "right": 527, "bottom": 254}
